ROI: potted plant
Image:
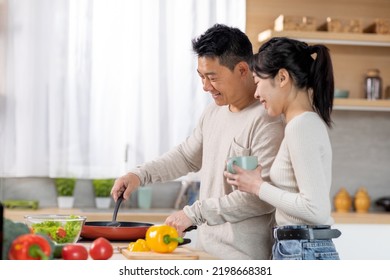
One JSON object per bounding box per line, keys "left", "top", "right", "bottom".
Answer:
{"left": 55, "top": 178, "right": 76, "bottom": 209}
{"left": 92, "top": 179, "right": 115, "bottom": 209}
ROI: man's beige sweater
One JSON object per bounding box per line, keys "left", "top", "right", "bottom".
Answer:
{"left": 131, "top": 101, "right": 284, "bottom": 259}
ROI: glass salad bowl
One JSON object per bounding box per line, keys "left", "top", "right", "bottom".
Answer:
{"left": 24, "top": 214, "right": 86, "bottom": 244}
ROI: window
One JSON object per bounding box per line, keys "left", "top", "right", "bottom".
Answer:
{"left": 0, "top": 0, "right": 245, "bottom": 178}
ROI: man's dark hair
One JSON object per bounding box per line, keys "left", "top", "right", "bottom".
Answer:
{"left": 192, "top": 24, "right": 253, "bottom": 71}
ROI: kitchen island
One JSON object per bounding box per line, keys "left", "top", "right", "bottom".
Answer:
{"left": 5, "top": 207, "right": 390, "bottom": 260}
{"left": 3, "top": 207, "right": 217, "bottom": 260}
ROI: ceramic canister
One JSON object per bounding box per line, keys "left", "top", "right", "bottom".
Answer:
{"left": 334, "top": 188, "right": 352, "bottom": 212}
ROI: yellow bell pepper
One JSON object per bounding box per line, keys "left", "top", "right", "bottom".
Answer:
{"left": 145, "top": 225, "right": 183, "bottom": 253}
{"left": 128, "top": 238, "right": 150, "bottom": 252}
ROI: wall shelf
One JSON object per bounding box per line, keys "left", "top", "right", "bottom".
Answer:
{"left": 333, "top": 98, "right": 390, "bottom": 111}
{"left": 258, "top": 30, "right": 390, "bottom": 111}
{"left": 258, "top": 29, "right": 390, "bottom": 47}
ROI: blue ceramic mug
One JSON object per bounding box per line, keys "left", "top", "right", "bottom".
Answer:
{"left": 226, "top": 156, "right": 258, "bottom": 174}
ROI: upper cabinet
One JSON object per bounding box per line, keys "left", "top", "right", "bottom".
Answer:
{"left": 246, "top": 0, "right": 390, "bottom": 112}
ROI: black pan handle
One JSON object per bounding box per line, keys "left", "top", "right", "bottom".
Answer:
{"left": 184, "top": 225, "right": 197, "bottom": 232}
{"left": 180, "top": 238, "right": 191, "bottom": 246}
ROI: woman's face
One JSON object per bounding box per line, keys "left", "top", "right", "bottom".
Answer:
{"left": 253, "top": 73, "right": 285, "bottom": 117}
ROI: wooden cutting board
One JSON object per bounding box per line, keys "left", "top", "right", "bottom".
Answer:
{"left": 120, "top": 247, "right": 199, "bottom": 260}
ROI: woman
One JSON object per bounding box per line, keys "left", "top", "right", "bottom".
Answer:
{"left": 224, "top": 37, "right": 341, "bottom": 260}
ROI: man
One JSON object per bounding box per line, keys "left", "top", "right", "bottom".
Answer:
{"left": 111, "top": 24, "right": 284, "bottom": 259}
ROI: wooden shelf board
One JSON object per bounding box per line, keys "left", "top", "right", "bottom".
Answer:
{"left": 332, "top": 212, "right": 390, "bottom": 224}
{"left": 258, "top": 29, "right": 390, "bottom": 47}
{"left": 334, "top": 98, "right": 390, "bottom": 111}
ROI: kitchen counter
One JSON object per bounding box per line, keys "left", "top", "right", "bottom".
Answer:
{"left": 4, "top": 207, "right": 390, "bottom": 224}
{"left": 4, "top": 207, "right": 174, "bottom": 223}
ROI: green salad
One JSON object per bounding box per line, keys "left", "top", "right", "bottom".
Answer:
{"left": 31, "top": 215, "right": 83, "bottom": 244}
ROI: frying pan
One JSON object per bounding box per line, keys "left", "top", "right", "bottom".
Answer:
{"left": 80, "top": 220, "right": 154, "bottom": 241}
{"left": 80, "top": 194, "right": 196, "bottom": 241}
{"left": 80, "top": 194, "right": 154, "bottom": 241}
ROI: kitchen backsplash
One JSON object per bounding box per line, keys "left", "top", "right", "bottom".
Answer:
{"left": 329, "top": 109, "right": 390, "bottom": 208}
{"left": 1, "top": 110, "right": 389, "bottom": 211}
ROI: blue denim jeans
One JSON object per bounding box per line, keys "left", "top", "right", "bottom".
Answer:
{"left": 272, "top": 225, "right": 340, "bottom": 260}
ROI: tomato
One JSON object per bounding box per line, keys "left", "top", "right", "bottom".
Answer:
{"left": 56, "top": 227, "right": 67, "bottom": 239}
{"left": 62, "top": 244, "right": 89, "bottom": 260}
{"left": 89, "top": 237, "right": 113, "bottom": 260}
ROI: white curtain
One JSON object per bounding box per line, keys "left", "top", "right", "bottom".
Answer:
{"left": 0, "top": 0, "right": 246, "bottom": 178}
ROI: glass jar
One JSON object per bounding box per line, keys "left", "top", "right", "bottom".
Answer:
{"left": 365, "top": 69, "right": 382, "bottom": 100}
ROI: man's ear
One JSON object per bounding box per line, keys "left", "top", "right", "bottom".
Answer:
{"left": 236, "top": 62, "right": 249, "bottom": 76}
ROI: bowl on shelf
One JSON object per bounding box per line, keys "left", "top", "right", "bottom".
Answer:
{"left": 376, "top": 197, "right": 390, "bottom": 212}
{"left": 24, "top": 214, "right": 86, "bottom": 244}
{"left": 334, "top": 89, "right": 349, "bottom": 98}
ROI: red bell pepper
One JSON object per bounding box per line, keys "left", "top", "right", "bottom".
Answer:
{"left": 8, "top": 233, "right": 52, "bottom": 260}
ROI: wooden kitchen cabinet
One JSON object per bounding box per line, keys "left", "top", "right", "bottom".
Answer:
{"left": 246, "top": 0, "right": 390, "bottom": 111}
